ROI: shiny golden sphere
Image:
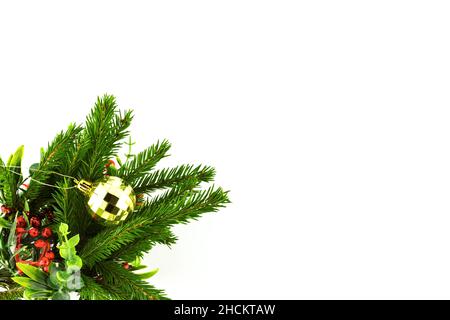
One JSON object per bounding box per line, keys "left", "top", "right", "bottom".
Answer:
{"left": 76, "top": 176, "right": 136, "bottom": 224}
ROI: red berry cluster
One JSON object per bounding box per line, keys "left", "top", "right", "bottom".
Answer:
{"left": 13, "top": 208, "right": 56, "bottom": 273}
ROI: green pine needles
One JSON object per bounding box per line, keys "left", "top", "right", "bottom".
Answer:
{"left": 0, "top": 94, "right": 230, "bottom": 300}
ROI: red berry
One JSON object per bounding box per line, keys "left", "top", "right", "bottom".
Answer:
{"left": 43, "top": 266, "right": 49, "bottom": 272}
{"left": 41, "top": 208, "right": 55, "bottom": 221}
{"left": 28, "top": 228, "right": 39, "bottom": 237}
{"left": 44, "top": 251, "right": 55, "bottom": 260}
{"left": 34, "top": 239, "right": 47, "bottom": 248}
{"left": 106, "top": 160, "right": 116, "bottom": 168}
{"left": 16, "top": 216, "right": 26, "bottom": 227}
{"left": 41, "top": 227, "right": 52, "bottom": 238}
{"left": 122, "top": 262, "right": 130, "bottom": 270}
{"left": 38, "top": 257, "right": 50, "bottom": 267}
{"left": 30, "top": 216, "right": 41, "bottom": 227}
{"left": 16, "top": 227, "right": 26, "bottom": 234}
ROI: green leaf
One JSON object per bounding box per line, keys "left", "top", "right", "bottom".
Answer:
{"left": 67, "top": 256, "right": 83, "bottom": 269}
{"left": 68, "top": 234, "right": 80, "bottom": 247}
{"left": 29, "top": 163, "right": 39, "bottom": 173}
{"left": 59, "top": 223, "right": 69, "bottom": 235}
{"left": 56, "top": 271, "right": 70, "bottom": 283}
{"left": 7, "top": 145, "right": 24, "bottom": 169}
{"left": 12, "top": 277, "right": 50, "bottom": 291}
{"left": 66, "top": 265, "right": 81, "bottom": 275}
{"left": 16, "top": 263, "right": 48, "bottom": 285}
{"left": 48, "top": 264, "right": 62, "bottom": 288}
{"left": 24, "top": 288, "right": 52, "bottom": 300}
{"left": 52, "top": 291, "right": 70, "bottom": 300}
{"left": 0, "top": 217, "right": 11, "bottom": 229}
{"left": 129, "top": 265, "right": 147, "bottom": 271}
{"left": 137, "top": 268, "right": 159, "bottom": 279}
{"left": 23, "top": 200, "right": 30, "bottom": 213}
{"left": 7, "top": 214, "right": 18, "bottom": 254}
{"left": 59, "top": 247, "right": 69, "bottom": 260}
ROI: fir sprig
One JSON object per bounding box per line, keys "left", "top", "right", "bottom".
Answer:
{"left": 80, "top": 184, "right": 229, "bottom": 267}
{"left": 132, "top": 164, "right": 216, "bottom": 194}
{"left": 95, "top": 261, "right": 167, "bottom": 300}
{"left": 27, "top": 124, "right": 83, "bottom": 210}
{"left": 80, "top": 95, "right": 133, "bottom": 181}
{"left": 0, "top": 286, "right": 24, "bottom": 300}
{"left": 118, "top": 140, "right": 171, "bottom": 185}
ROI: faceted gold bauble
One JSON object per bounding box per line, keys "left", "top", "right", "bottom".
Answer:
{"left": 76, "top": 176, "right": 136, "bottom": 224}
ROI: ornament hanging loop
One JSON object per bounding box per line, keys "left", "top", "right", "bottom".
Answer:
{"left": 74, "top": 179, "right": 93, "bottom": 195}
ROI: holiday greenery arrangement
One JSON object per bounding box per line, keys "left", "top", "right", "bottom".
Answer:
{"left": 0, "top": 95, "right": 229, "bottom": 300}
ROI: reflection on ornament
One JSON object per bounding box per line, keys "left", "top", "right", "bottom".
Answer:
{"left": 75, "top": 176, "right": 136, "bottom": 224}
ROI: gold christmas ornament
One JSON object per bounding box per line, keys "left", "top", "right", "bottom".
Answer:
{"left": 75, "top": 176, "right": 136, "bottom": 224}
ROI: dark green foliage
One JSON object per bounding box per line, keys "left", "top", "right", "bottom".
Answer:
{"left": 135, "top": 185, "right": 230, "bottom": 226}
{"left": 0, "top": 94, "right": 229, "bottom": 300}
{"left": 80, "top": 184, "right": 229, "bottom": 268}
{"left": 95, "top": 261, "right": 167, "bottom": 300}
{"left": 27, "top": 125, "right": 83, "bottom": 211}
{"left": 80, "top": 216, "right": 176, "bottom": 268}
{"left": 79, "top": 95, "right": 133, "bottom": 181}
{"left": 0, "top": 286, "right": 24, "bottom": 300}
{"left": 112, "top": 228, "right": 177, "bottom": 262}
{"left": 79, "top": 275, "right": 113, "bottom": 300}
{"left": 132, "top": 164, "right": 216, "bottom": 194}
{"left": 0, "top": 146, "right": 25, "bottom": 208}
{"left": 118, "top": 139, "right": 171, "bottom": 185}
{"left": 53, "top": 179, "right": 91, "bottom": 237}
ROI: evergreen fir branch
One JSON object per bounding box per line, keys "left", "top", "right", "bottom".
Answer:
{"left": 0, "top": 286, "right": 24, "bottom": 300}
{"left": 118, "top": 140, "right": 171, "bottom": 185}
{"left": 79, "top": 95, "right": 133, "bottom": 181}
{"left": 79, "top": 216, "right": 164, "bottom": 268}
{"left": 112, "top": 227, "right": 177, "bottom": 262}
{"left": 81, "top": 184, "right": 228, "bottom": 267}
{"left": 53, "top": 179, "right": 91, "bottom": 236}
{"left": 0, "top": 156, "right": 12, "bottom": 205}
{"left": 95, "top": 261, "right": 167, "bottom": 300}
{"left": 132, "top": 164, "right": 216, "bottom": 194}
{"left": 65, "top": 133, "right": 91, "bottom": 178}
{"left": 79, "top": 275, "right": 114, "bottom": 300}
{"left": 0, "top": 146, "right": 24, "bottom": 208}
{"left": 27, "top": 124, "right": 83, "bottom": 210}
{"left": 80, "top": 181, "right": 196, "bottom": 267}
{"left": 135, "top": 185, "right": 230, "bottom": 226}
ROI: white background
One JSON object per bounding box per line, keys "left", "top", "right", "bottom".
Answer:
{"left": 1, "top": 1, "right": 450, "bottom": 299}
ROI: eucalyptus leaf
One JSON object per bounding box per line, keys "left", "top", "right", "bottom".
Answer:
{"left": 52, "top": 291, "right": 70, "bottom": 300}
{"left": 67, "top": 256, "right": 83, "bottom": 269}
{"left": 59, "top": 223, "right": 69, "bottom": 235}
{"left": 56, "top": 271, "right": 70, "bottom": 282}
{"left": 48, "top": 264, "right": 62, "bottom": 288}
{"left": 59, "top": 247, "right": 69, "bottom": 260}
{"left": 68, "top": 234, "right": 80, "bottom": 247}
